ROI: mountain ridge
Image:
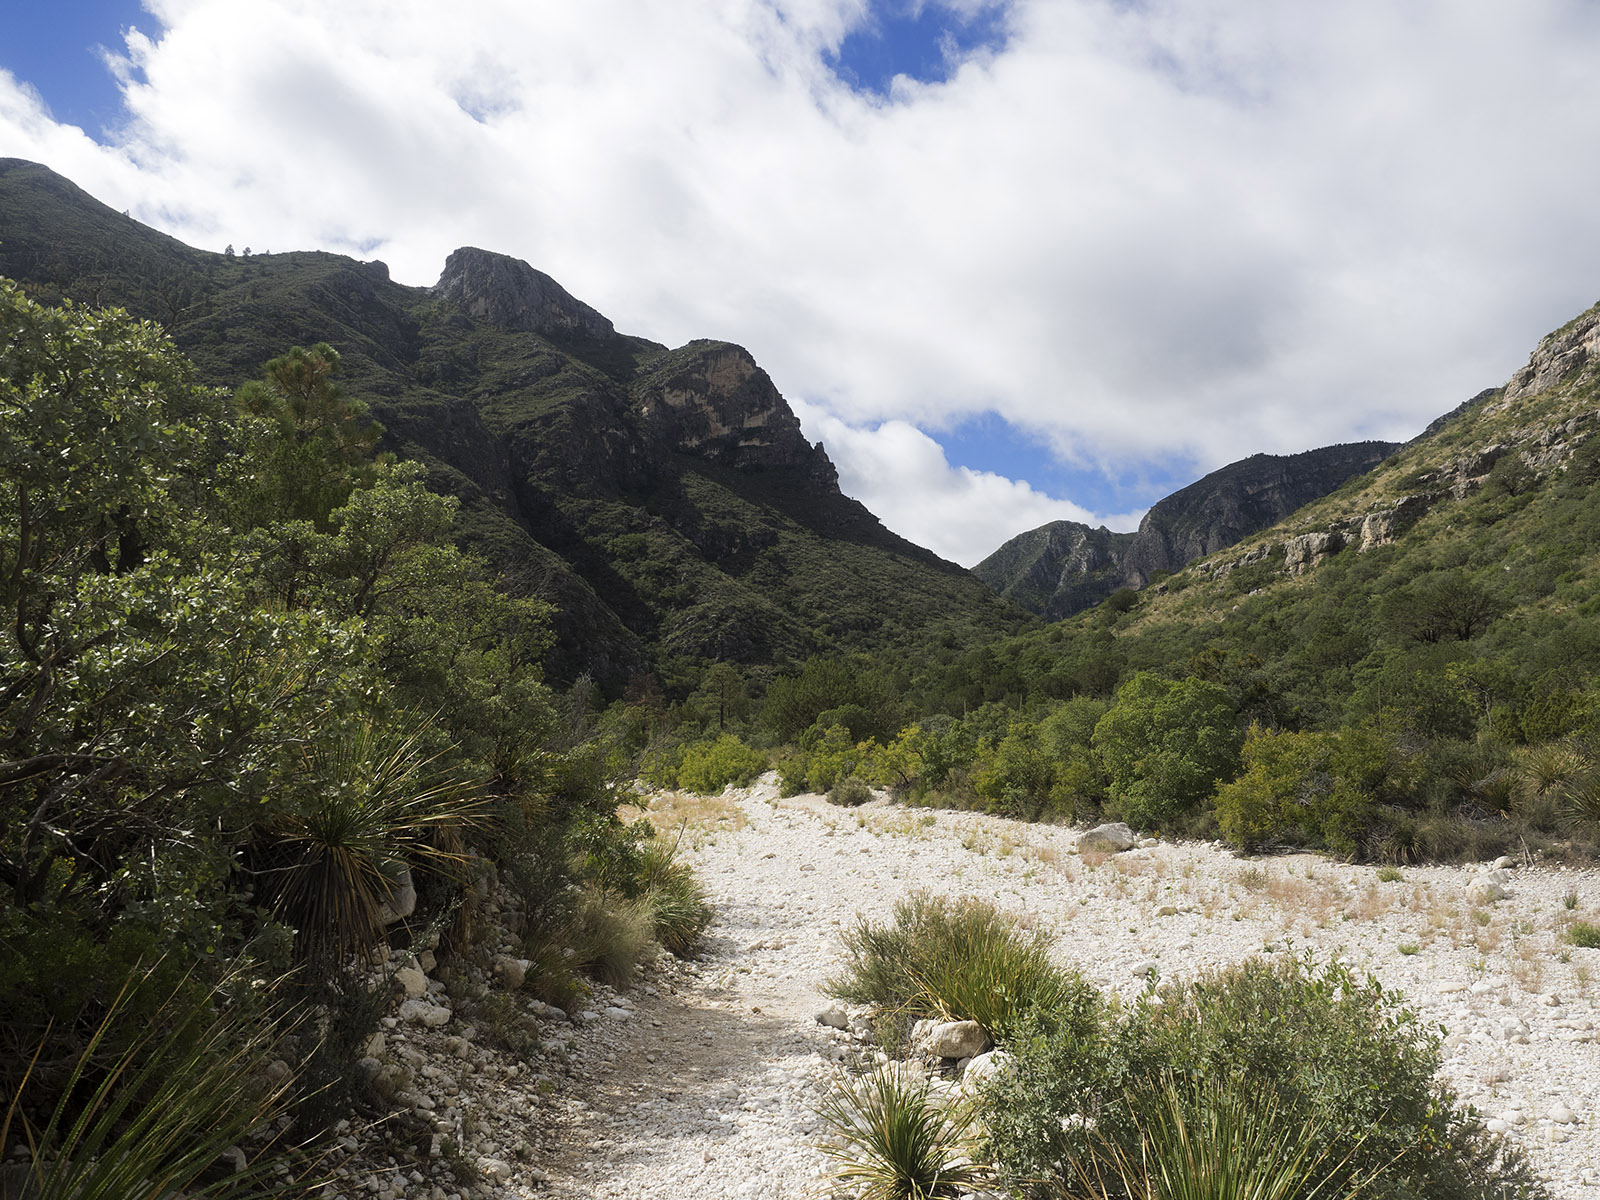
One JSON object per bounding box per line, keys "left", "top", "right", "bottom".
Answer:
{"left": 0, "top": 157, "right": 1030, "bottom": 688}
{"left": 974, "top": 441, "right": 1399, "bottom": 619}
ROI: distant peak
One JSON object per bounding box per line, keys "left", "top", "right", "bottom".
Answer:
{"left": 433, "top": 246, "right": 614, "bottom": 341}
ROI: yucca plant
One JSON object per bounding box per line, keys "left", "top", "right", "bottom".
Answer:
{"left": 1073, "top": 1074, "right": 1383, "bottom": 1200}
{"left": 260, "top": 716, "right": 485, "bottom": 975}
{"left": 815, "top": 1064, "right": 991, "bottom": 1200}
{"left": 0, "top": 961, "right": 320, "bottom": 1200}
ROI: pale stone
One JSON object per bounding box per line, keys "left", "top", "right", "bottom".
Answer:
{"left": 816, "top": 1004, "right": 849, "bottom": 1030}
{"left": 1078, "top": 823, "right": 1137, "bottom": 853}
{"left": 962, "top": 1050, "right": 1013, "bottom": 1086}
{"left": 396, "top": 966, "right": 428, "bottom": 998}
{"left": 928, "top": 1020, "right": 988, "bottom": 1059}
{"left": 1131, "top": 959, "right": 1160, "bottom": 978}
{"left": 376, "top": 868, "right": 417, "bottom": 925}
{"left": 399, "top": 999, "right": 452, "bottom": 1028}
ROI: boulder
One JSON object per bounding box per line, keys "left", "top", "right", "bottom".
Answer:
{"left": 398, "top": 999, "right": 452, "bottom": 1028}
{"left": 1078, "top": 822, "right": 1137, "bottom": 853}
{"left": 395, "top": 965, "right": 427, "bottom": 998}
{"left": 815, "top": 1003, "right": 849, "bottom": 1030}
{"left": 928, "top": 1020, "right": 989, "bottom": 1059}
{"left": 962, "top": 1050, "right": 1014, "bottom": 1086}
{"left": 376, "top": 868, "right": 417, "bottom": 925}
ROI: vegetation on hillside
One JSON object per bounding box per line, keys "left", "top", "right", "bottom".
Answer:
{"left": 0, "top": 279, "right": 706, "bottom": 1191}
{"left": 623, "top": 303, "right": 1600, "bottom": 865}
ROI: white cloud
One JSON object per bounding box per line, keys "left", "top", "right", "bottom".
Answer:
{"left": 3, "top": 0, "right": 1600, "bottom": 553}
{"left": 793, "top": 401, "right": 1142, "bottom": 565}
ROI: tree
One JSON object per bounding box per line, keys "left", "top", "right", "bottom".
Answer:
{"left": 1092, "top": 672, "right": 1242, "bottom": 829}
{"left": 229, "top": 342, "right": 385, "bottom": 527}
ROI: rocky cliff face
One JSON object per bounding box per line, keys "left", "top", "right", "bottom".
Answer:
{"left": 974, "top": 442, "right": 1397, "bottom": 620}
{"left": 1502, "top": 305, "right": 1600, "bottom": 403}
{"left": 434, "top": 246, "right": 616, "bottom": 341}
{"left": 634, "top": 340, "right": 831, "bottom": 475}
{"left": 0, "top": 163, "right": 1028, "bottom": 686}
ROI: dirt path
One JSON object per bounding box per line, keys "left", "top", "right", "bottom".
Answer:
{"left": 520, "top": 780, "right": 1600, "bottom": 1199}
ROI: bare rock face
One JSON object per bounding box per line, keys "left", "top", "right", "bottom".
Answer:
{"left": 634, "top": 340, "right": 823, "bottom": 473}
{"left": 975, "top": 442, "right": 1396, "bottom": 619}
{"left": 1502, "top": 304, "right": 1600, "bottom": 403}
{"left": 433, "top": 246, "right": 615, "bottom": 341}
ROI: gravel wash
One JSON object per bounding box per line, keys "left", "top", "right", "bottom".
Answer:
{"left": 403, "top": 776, "right": 1600, "bottom": 1198}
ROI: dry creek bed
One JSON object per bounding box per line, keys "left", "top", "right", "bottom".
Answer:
{"left": 331, "top": 776, "right": 1600, "bottom": 1199}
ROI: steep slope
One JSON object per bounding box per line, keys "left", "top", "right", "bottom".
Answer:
{"left": 974, "top": 442, "right": 1397, "bottom": 619}
{"left": 0, "top": 159, "right": 1030, "bottom": 688}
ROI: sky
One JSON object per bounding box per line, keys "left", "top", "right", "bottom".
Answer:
{"left": 3, "top": 1, "right": 1600, "bottom": 566}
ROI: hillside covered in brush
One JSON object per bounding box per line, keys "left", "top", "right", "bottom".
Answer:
{"left": 678, "top": 299, "right": 1600, "bottom": 864}
{"left": 0, "top": 158, "right": 1028, "bottom": 691}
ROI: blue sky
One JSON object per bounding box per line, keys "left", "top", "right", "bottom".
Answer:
{"left": 3, "top": 1, "right": 1600, "bottom": 564}
{"left": 0, "top": 1, "right": 146, "bottom": 134}
{"left": 827, "top": 2, "right": 1009, "bottom": 95}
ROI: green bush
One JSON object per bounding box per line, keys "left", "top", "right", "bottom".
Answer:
{"left": 1566, "top": 920, "right": 1600, "bottom": 949}
{"left": 637, "top": 837, "right": 713, "bottom": 956}
{"left": 827, "top": 893, "right": 1079, "bottom": 1041}
{"left": 981, "top": 953, "right": 1541, "bottom": 1200}
{"left": 829, "top": 774, "right": 875, "bottom": 807}
{"left": 1073, "top": 1073, "right": 1388, "bottom": 1200}
{"left": 675, "top": 734, "right": 765, "bottom": 795}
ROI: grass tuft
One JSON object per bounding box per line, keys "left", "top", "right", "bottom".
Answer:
{"left": 827, "top": 893, "right": 1077, "bottom": 1040}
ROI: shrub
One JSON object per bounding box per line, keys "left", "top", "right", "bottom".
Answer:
{"left": 827, "top": 893, "right": 1079, "bottom": 1040}
{"left": 814, "top": 1064, "right": 990, "bottom": 1200}
{"left": 675, "top": 734, "right": 765, "bottom": 795}
{"left": 981, "top": 953, "right": 1542, "bottom": 1200}
{"left": 636, "top": 836, "right": 712, "bottom": 956}
{"left": 830, "top": 774, "right": 875, "bottom": 807}
{"left": 0, "top": 961, "right": 316, "bottom": 1200}
{"left": 569, "top": 887, "right": 655, "bottom": 986}
{"left": 1566, "top": 920, "right": 1600, "bottom": 949}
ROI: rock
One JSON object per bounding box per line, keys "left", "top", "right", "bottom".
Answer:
{"left": 492, "top": 956, "right": 529, "bottom": 990}
{"left": 603, "top": 1006, "right": 632, "bottom": 1020}
{"left": 1156, "top": 905, "right": 1178, "bottom": 917}
{"left": 396, "top": 966, "right": 428, "bottom": 998}
{"left": 1551, "top": 1103, "right": 1579, "bottom": 1125}
{"left": 1078, "top": 823, "right": 1137, "bottom": 853}
{"left": 264, "top": 1059, "right": 292, "bottom": 1086}
{"left": 476, "top": 1157, "right": 514, "bottom": 1183}
{"left": 399, "top": 999, "right": 452, "bottom": 1028}
{"left": 1465, "top": 875, "right": 1508, "bottom": 904}
{"left": 928, "top": 1020, "right": 989, "bottom": 1059}
{"left": 1131, "top": 959, "right": 1160, "bottom": 978}
{"left": 962, "top": 1050, "right": 1013, "bottom": 1086}
{"left": 816, "top": 1004, "right": 849, "bottom": 1030}
{"left": 1482, "top": 1063, "right": 1513, "bottom": 1084}
{"left": 376, "top": 868, "right": 418, "bottom": 925}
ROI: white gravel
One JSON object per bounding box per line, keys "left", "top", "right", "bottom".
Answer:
{"left": 405, "top": 776, "right": 1600, "bottom": 1198}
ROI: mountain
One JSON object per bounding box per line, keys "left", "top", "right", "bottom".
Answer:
{"left": 974, "top": 442, "right": 1398, "bottom": 620}
{"left": 0, "top": 159, "right": 1030, "bottom": 688}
